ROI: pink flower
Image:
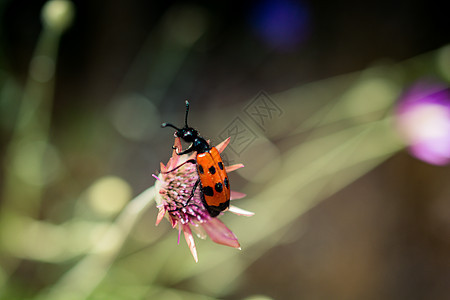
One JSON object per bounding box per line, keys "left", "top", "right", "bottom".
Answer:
{"left": 395, "top": 81, "right": 450, "bottom": 165}
{"left": 154, "top": 137, "right": 254, "bottom": 262}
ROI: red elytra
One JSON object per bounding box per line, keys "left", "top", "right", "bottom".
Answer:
{"left": 161, "top": 101, "right": 230, "bottom": 217}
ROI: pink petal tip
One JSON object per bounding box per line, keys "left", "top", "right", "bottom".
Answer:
{"left": 226, "top": 163, "right": 245, "bottom": 172}
{"left": 155, "top": 207, "right": 166, "bottom": 226}
{"left": 201, "top": 218, "right": 240, "bottom": 249}
{"left": 183, "top": 224, "right": 198, "bottom": 262}
{"left": 216, "top": 137, "right": 231, "bottom": 153}
{"left": 228, "top": 205, "right": 255, "bottom": 216}
{"left": 230, "top": 190, "right": 246, "bottom": 200}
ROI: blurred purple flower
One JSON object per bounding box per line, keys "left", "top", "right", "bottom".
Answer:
{"left": 250, "top": 0, "right": 311, "bottom": 51}
{"left": 395, "top": 81, "right": 450, "bottom": 165}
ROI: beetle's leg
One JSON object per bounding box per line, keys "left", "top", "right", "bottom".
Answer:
{"left": 174, "top": 144, "right": 194, "bottom": 156}
{"left": 163, "top": 159, "right": 196, "bottom": 174}
{"left": 168, "top": 179, "right": 200, "bottom": 212}
{"left": 184, "top": 179, "right": 200, "bottom": 206}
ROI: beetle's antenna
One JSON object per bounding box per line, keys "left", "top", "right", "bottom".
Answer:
{"left": 161, "top": 123, "right": 180, "bottom": 130}
{"left": 184, "top": 100, "right": 190, "bottom": 127}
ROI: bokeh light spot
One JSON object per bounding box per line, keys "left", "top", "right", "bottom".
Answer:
{"left": 250, "top": 0, "right": 311, "bottom": 51}
{"left": 11, "top": 140, "right": 63, "bottom": 186}
{"left": 163, "top": 4, "right": 208, "bottom": 46}
{"left": 41, "top": 0, "right": 75, "bottom": 33}
{"left": 109, "top": 93, "right": 159, "bottom": 141}
{"left": 395, "top": 81, "right": 450, "bottom": 165}
{"left": 237, "top": 138, "right": 281, "bottom": 183}
{"left": 87, "top": 176, "right": 132, "bottom": 217}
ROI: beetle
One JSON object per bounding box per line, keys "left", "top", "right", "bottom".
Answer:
{"left": 162, "top": 101, "right": 230, "bottom": 217}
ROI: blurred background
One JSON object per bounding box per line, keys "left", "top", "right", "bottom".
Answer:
{"left": 0, "top": 0, "right": 449, "bottom": 299}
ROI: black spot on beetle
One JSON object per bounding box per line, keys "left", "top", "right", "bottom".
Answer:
{"left": 218, "top": 162, "right": 224, "bottom": 170}
{"left": 206, "top": 200, "right": 230, "bottom": 217}
{"left": 215, "top": 182, "right": 223, "bottom": 193}
{"left": 202, "top": 186, "right": 214, "bottom": 197}
{"left": 209, "top": 166, "right": 216, "bottom": 174}
{"left": 198, "top": 165, "right": 204, "bottom": 174}
{"left": 224, "top": 177, "right": 229, "bottom": 189}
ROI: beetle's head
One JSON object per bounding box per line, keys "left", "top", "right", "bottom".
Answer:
{"left": 174, "top": 126, "right": 198, "bottom": 143}
{"left": 161, "top": 101, "right": 198, "bottom": 143}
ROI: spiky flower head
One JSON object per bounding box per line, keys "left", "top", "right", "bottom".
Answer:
{"left": 154, "top": 137, "right": 254, "bottom": 262}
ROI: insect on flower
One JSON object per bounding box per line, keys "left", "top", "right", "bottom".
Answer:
{"left": 154, "top": 101, "right": 254, "bottom": 262}
{"left": 162, "top": 101, "right": 232, "bottom": 217}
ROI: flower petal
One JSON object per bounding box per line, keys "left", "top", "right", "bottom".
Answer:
{"left": 182, "top": 224, "right": 198, "bottom": 262}
{"left": 170, "top": 217, "right": 177, "bottom": 228}
{"left": 167, "top": 156, "right": 178, "bottom": 171}
{"left": 216, "top": 137, "right": 231, "bottom": 153}
{"left": 155, "top": 206, "right": 167, "bottom": 226}
{"left": 174, "top": 137, "right": 182, "bottom": 150}
{"left": 191, "top": 224, "right": 207, "bottom": 240}
{"left": 228, "top": 205, "right": 255, "bottom": 217}
{"left": 201, "top": 218, "right": 240, "bottom": 249}
{"left": 226, "top": 163, "right": 244, "bottom": 172}
{"left": 230, "top": 190, "right": 246, "bottom": 200}
{"left": 186, "top": 152, "right": 197, "bottom": 161}
{"left": 167, "top": 138, "right": 182, "bottom": 169}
